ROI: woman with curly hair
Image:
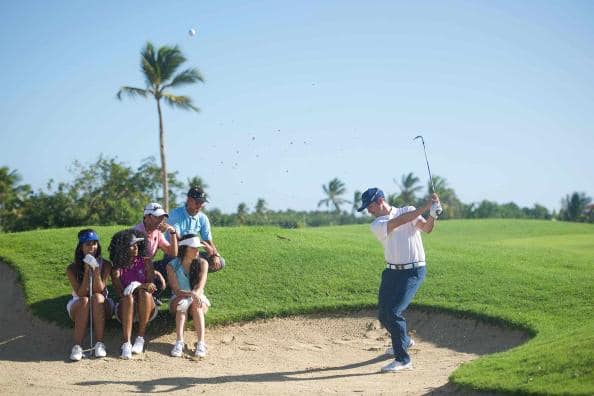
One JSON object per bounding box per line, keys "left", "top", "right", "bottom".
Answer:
{"left": 66, "top": 229, "right": 114, "bottom": 361}
{"left": 109, "top": 228, "right": 157, "bottom": 359}
{"left": 167, "top": 234, "right": 211, "bottom": 358}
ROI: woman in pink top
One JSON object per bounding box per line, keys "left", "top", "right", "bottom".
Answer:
{"left": 109, "top": 229, "right": 157, "bottom": 359}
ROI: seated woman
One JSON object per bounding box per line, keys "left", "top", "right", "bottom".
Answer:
{"left": 109, "top": 229, "right": 157, "bottom": 359}
{"left": 167, "top": 234, "right": 211, "bottom": 358}
{"left": 66, "top": 229, "right": 114, "bottom": 361}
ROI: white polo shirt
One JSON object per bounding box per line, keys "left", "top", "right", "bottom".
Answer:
{"left": 370, "top": 206, "right": 426, "bottom": 265}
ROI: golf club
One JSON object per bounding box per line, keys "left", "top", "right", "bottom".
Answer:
{"left": 82, "top": 255, "right": 96, "bottom": 358}
{"left": 413, "top": 135, "right": 442, "bottom": 216}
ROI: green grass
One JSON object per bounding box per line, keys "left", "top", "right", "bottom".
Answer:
{"left": 0, "top": 219, "right": 593, "bottom": 394}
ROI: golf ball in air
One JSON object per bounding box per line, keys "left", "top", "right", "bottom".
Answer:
{"left": 188, "top": 28, "right": 197, "bottom": 37}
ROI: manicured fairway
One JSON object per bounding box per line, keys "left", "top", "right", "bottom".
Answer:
{"left": 0, "top": 219, "right": 592, "bottom": 394}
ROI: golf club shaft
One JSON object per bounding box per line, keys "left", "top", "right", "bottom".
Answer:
{"left": 422, "top": 140, "right": 436, "bottom": 194}
{"left": 414, "top": 136, "right": 436, "bottom": 193}
{"left": 89, "top": 269, "right": 93, "bottom": 354}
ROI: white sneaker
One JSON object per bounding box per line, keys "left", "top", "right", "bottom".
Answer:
{"left": 381, "top": 360, "right": 413, "bottom": 373}
{"left": 195, "top": 341, "right": 207, "bottom": 358}
{"left": 120, "top": 342, "right": 132, "bottom": 359}
{"left": 171, "top": 340, "right": 184, "bottom": 357}
{"left": 94, "top": 342, "right": 107, "bottom": 358}
{"left": 70, "top": 344, "right": 83, "bottom": 361}
{"left": 384, "top": 338, "right": 415, "bottom": 356}
{"left": 131, "top": 336, "right": 145, "bottom": 354}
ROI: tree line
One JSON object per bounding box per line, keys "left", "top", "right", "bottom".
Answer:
{"left": 1, "top": 160, "right": 592, "bottom": 233}
{"left": 316, "top": 174, "right": 593, "bottom": 223}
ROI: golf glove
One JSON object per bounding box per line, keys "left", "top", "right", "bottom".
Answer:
{"left": 430, "top": 202, "right": 443, "bottom": 219}
{"left": 123, "top": 281, "right": 141, "bottom": 296}
{"left": 83, "top": 254, "right": 99, "bottom": 270}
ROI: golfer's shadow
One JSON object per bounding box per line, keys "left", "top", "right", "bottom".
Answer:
{"left": 76, "top": 355, "right": 389, "bottom": 393}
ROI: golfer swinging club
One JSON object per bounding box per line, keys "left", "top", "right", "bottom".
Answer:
{"left": 357, "top": 187, "right": 441, "bottom": 372}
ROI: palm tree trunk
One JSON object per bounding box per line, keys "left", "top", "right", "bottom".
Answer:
{"left": 156, "top": 99, "right": 169, "bottom": 211}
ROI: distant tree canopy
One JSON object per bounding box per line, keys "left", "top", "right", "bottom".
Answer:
{"left": 0, "top": 167, "right": 32, "bottom": 231}
{"left": 1, "top": 164, "right": 591, "bottom": 232}
{"left": 0, "top": 157, "right": 183, "bottom": 232}
{"left": 559, "top": 192, "right": 592, "bottom": 222}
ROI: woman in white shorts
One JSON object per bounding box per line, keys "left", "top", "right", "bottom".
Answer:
{"left": 66, "top": 229, "right": 114, "bottom": 361}
{"left": 167, "top": 234, "right": 211, "bottom": 358}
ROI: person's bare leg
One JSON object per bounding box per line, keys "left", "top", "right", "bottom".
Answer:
{"left": 190, "top": 303, "right": 206, "bottom": 344}
{"left": 119, "top": 295, "right": 134, "bottom": 343}
{"left": 92, "top": 293, "right": 106, "bottom": 341}
{"left": 136, "top": 290, "right": 155, "bottom": 337}
{"left": 71, "top": 297, "right": 89, "bottom": 345}
{"left": 170, "top": 295, "right": 188, "bottom": 341}
{"left": 176, "top": 311, "right": 186, "bottom": 341}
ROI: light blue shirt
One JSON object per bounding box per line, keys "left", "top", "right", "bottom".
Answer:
{"left": 167, "top": 257, "right": 191, "bottom": 291}
{"left": 167, "top": 205, "right": 212, "bottom": 242}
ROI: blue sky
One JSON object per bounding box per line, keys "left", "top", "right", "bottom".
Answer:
{"left": 1, "top": 1, "right": 593, "bottom": 213}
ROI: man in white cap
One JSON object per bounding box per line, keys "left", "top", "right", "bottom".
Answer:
{"left": 134, "top": 202, "right": 178, "bottom": 303}
{"left": 357, "top": 187, "right": 441, "bottom": 373}
{"left": 135, "top": 203, "right": 178, "bottom": 259}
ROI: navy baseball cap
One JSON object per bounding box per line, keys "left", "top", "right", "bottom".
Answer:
{"left": 357, "top": 188, "right": 385, "bottom": 212}
{"left": 187, "top": 186, "right": 209, "bottom": 202}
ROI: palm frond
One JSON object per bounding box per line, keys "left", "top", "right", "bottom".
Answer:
{"left": 317, "top": 198, "right": 330, "bottom": 208}
{"left": 162, "top": 68, "right": 204, "bottom": 90}
{"left": 157, "top": 45, "right": 186, "bottom": 83}
{"left": 141, "top": 42, "right": 160, "bottom": 86}
{"left": 116, "top": 86, "right": 149, "bottom": 100}
{"left": 161, "top": 93, "right": 199, "bottom": 112}
{"left": 141, "top": 57, "right": 159, "bottom": 86}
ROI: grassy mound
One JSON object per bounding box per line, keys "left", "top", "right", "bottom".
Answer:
{"left": 0, "top": 219, "right": 592, "bottom": 394}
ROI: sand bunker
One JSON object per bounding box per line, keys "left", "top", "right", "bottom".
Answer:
{"left": 0, "top": 262, "right": 528, "bottom": 395}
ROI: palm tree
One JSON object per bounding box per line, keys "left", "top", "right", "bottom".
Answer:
{"left": 117, "top": 42, "right": 204, "bottom": 211}
{"left": 0, "top": 167, "right": 31, "bottom": 230}
{"left": 394, "top": 172, "right": 422, "bottom": 204}
{"left": 318, "top": 178, "right": 350, "bottom": 213}
{"left": 0, "top": 167, "right": 28, "bottom": 209}
{"left": 560, "top": 192, "right": 592, "bottom": 222}
{"left": 352, "top": 190, "right": 362, "bottom": 213}
{"left": 254, "top": 198, "right": 269, "bottom": 224}
{"left": 255, "top": 198, "right": 268, "bottom": 215}
{"left": 423, "top": 175, "right": 463, "bottom": 218}
{"left": 237, "top": 202, "right": 248, "bottom": 225}
{"left": 387, "top": 193, "right": 405, "bottom": 208}
{"left": 187, "top": 176, "right": 208, "bottom": 192}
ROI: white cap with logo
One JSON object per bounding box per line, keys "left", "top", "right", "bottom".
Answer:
{"left": 144, "top": 202, "right": 168, "bottom": 217}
